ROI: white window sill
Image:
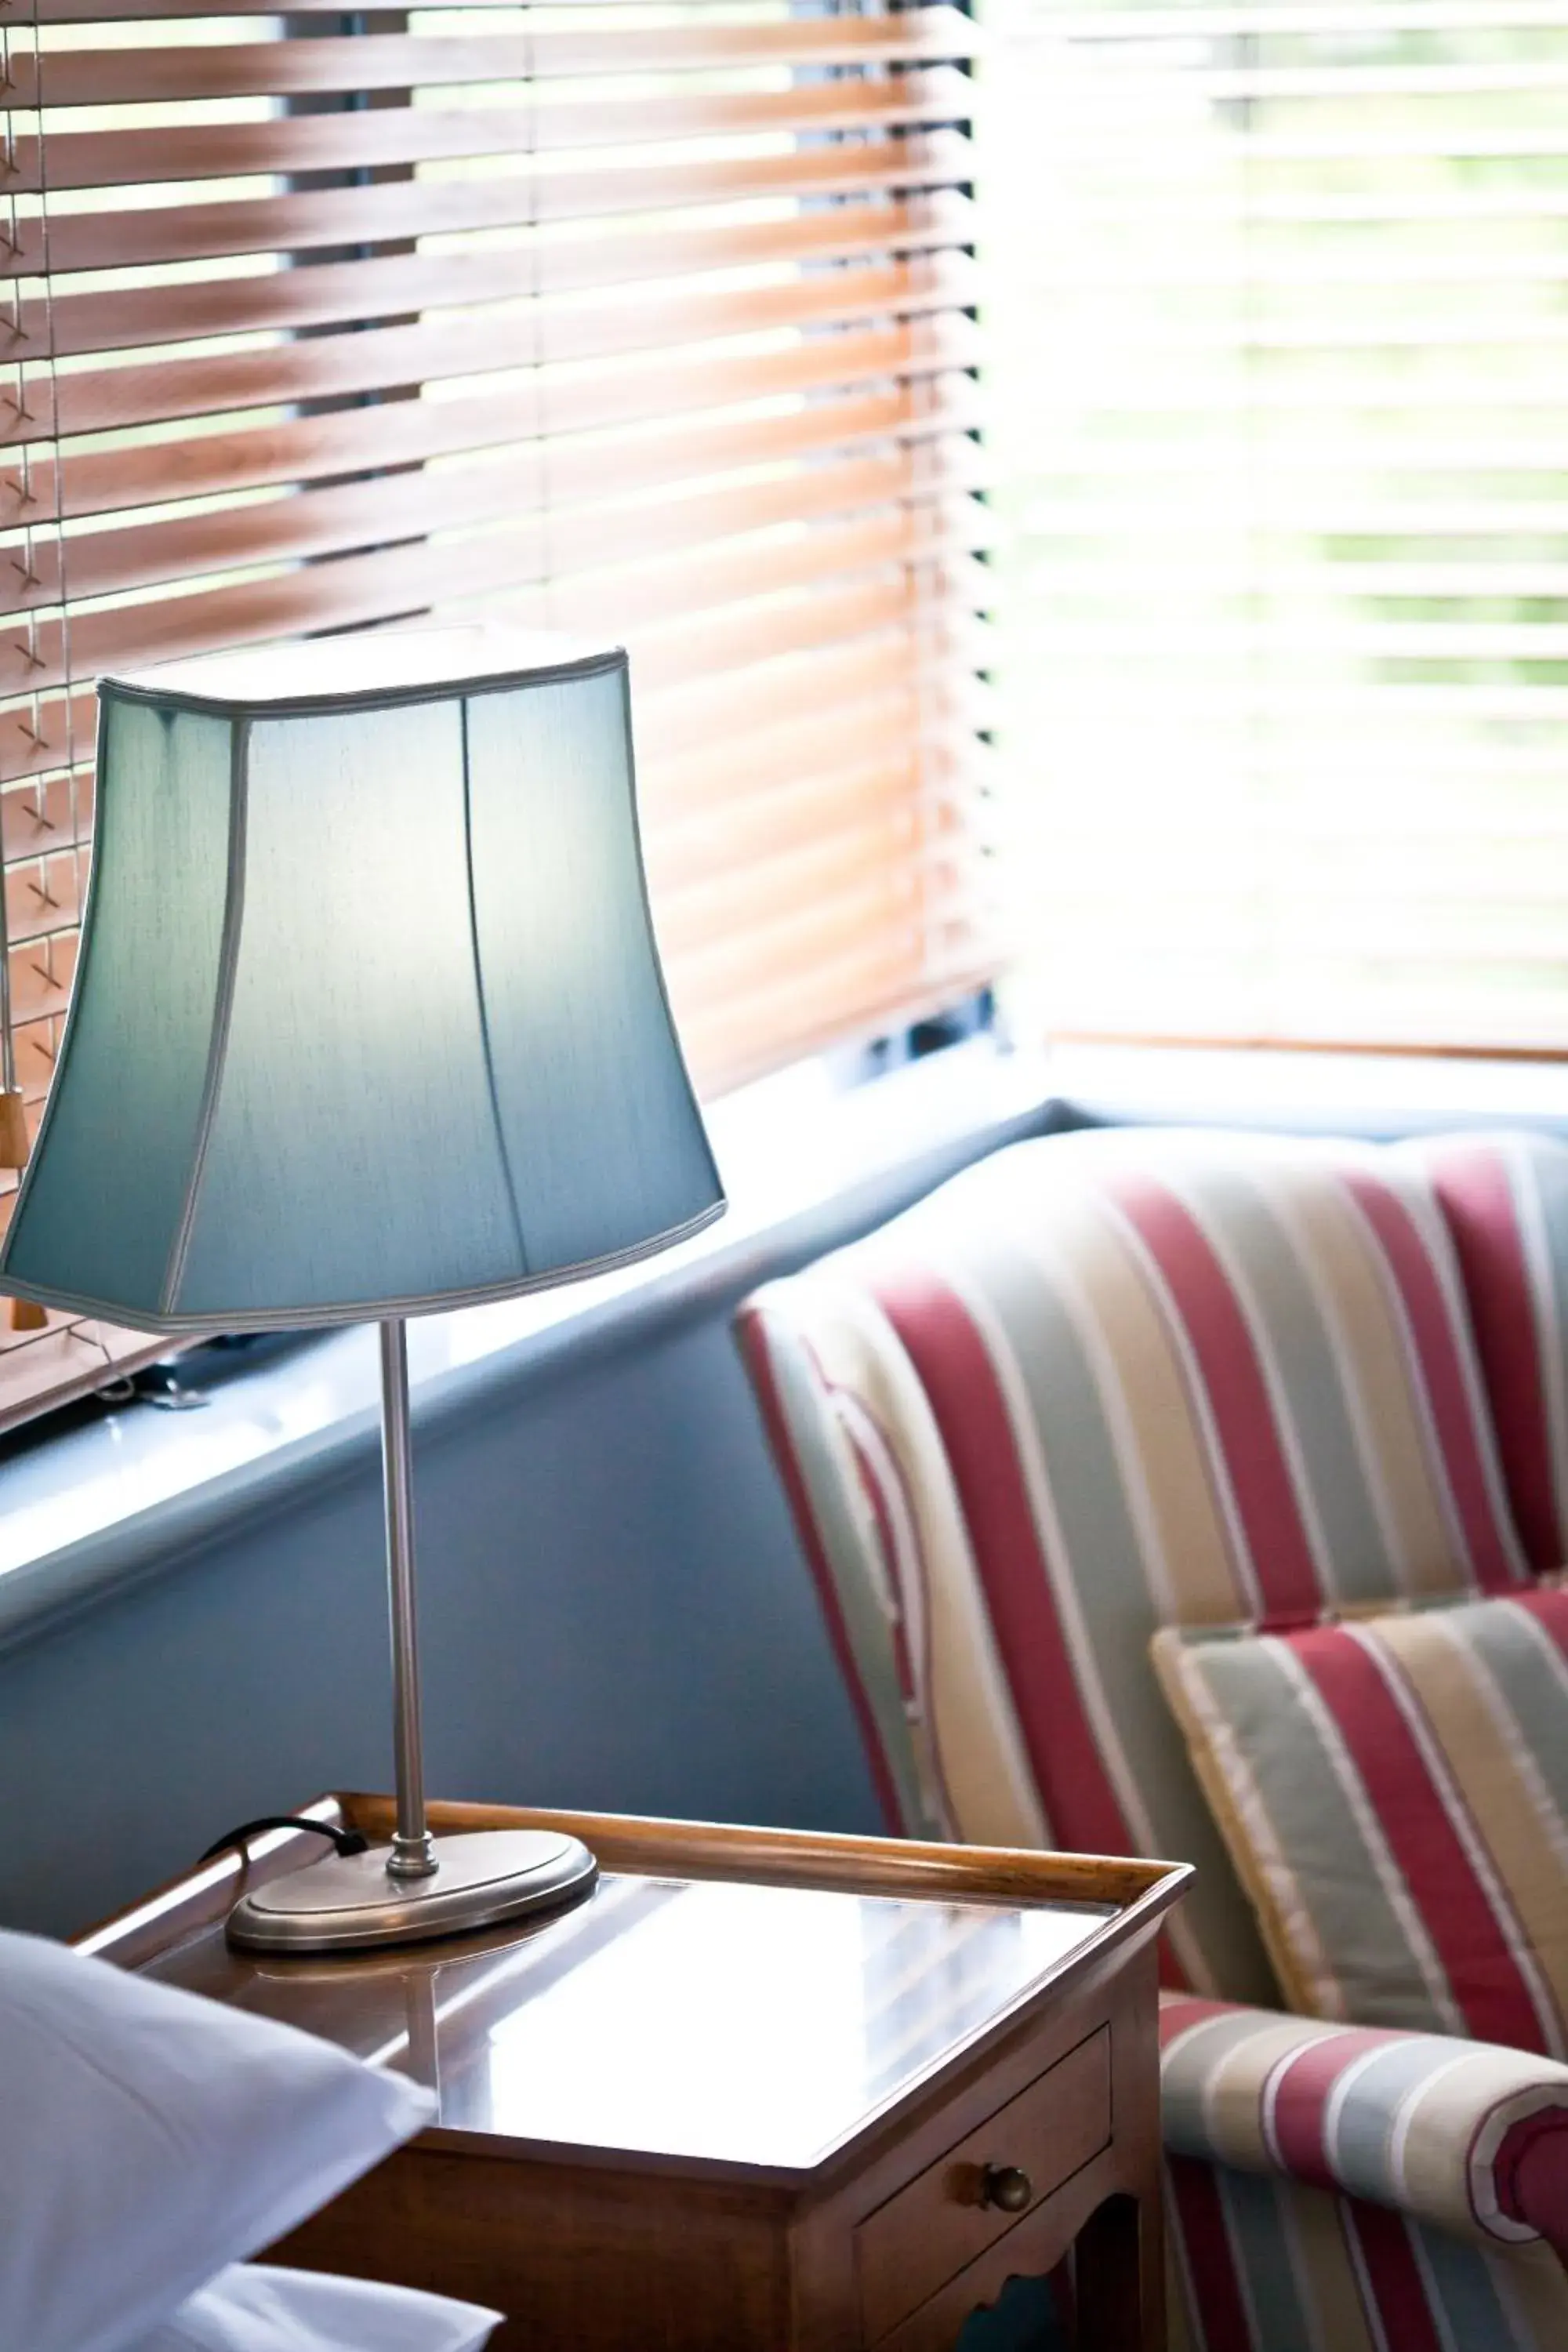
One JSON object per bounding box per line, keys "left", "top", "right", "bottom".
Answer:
{"left": 3, "top": 1032, "right": 1564, "bottom": 1657}
{"left": 0, "top": 1036, "right": 1054, "bottom": 1650}
{"left": 1047, "top": 1040, "right": 1568, "bottom": 1130}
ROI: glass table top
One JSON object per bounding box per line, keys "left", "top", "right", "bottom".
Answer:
{"left": 157, "top": 1871, "right": 1116, "bottom": 2170}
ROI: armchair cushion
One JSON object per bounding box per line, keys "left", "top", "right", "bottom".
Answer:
{"left": 1413, "top": 1131, "right": 1568, "bottom": 1577}
{"left": 1152, "top": 1586, "right": 1568, "bottom": 2052}
{"left": 739, "top": 1127, "right": 1530, "bottom": 2006}
{"left": 1160, "top": 1992, "right": 1568, "bottom": 2253}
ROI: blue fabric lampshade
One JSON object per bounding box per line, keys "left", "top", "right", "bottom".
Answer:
{"left": 0, "top": 628, "right": 724, "bottom": 1331}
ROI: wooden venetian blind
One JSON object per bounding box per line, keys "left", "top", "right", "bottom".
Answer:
{"left": 0, "top": 0, "right": 990, "bottom": 1426}
{"left": 985, "top": 0, "right": 1568, "bottom": 1054}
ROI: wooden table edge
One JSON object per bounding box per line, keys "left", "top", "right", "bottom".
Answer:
{"left": 74, "top": 1793, "right": 1192, "bottom": 1991}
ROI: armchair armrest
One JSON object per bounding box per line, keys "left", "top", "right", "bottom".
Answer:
{"left": 1160, "top": 1994, "right": 1568, "bottom": 2254}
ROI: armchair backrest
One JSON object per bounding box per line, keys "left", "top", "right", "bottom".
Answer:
{"left": 1405, "top": 1131, "right": 1568, "bottom": 1577}
{"left": 739, "top": 1125, "right": 1530, "bottom": 2004}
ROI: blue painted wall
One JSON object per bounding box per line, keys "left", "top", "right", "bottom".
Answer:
{"left": 0, "top": 1308, "right": 887, "bottom": 1939}
{"left": 0, "top": 1090, "right": 1062, "bottom": 1938}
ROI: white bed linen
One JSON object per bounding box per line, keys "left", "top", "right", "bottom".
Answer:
{"left": 132, "top": 2265, "right": 501, "bottom": 2352}
{"left": 0, "top": 1928, "right": 434, "bottom": 2352}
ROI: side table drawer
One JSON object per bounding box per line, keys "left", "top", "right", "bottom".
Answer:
{"left": 855, "top": 2027, "right": 1111, "bottom": 2343}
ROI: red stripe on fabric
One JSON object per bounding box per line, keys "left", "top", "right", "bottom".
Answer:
{"left": 869, "top": 1267, "right": 1136, "bottom": 1860}
{"left": 1341, "top": 1171, "right": 1522, "bottom": 1593}
{"left": 1345, "top": 2202, "right": 1447, "bottom": 2352}
{"left": 1159, "top": 1995, "right": 1236, "bottom": 2052}
{"left": 1167, "top": 2156, "right": 1257, "bottom": 2352}
{"left": 1266, "top": 2028, "right": 1402, "bottom": 2189}
{"left": 1512, "top": 1585, "right": 1568, "bottom": 1667}
{"left": 1492, "top": 2105, "right": 1568, "bottom": 2253}
{"left": 1293, "top": 1624, "right": 1550, "bottom": 2051}
{"left": 1106, "top": 1173, "right": 1320, "bottom": 1620}
{"left": 1428, "top": 1149, "right": 1562, "bottom": 1573}
{"left": 734, "top": 1309, "right": 909, "bottom": 1836}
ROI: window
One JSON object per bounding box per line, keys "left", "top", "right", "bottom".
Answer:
{"left": 0, "top": 0, "right": 991, "bottom": 1425}
{"left": 986, "top": 1, "right": 1568, "bottom": 1054}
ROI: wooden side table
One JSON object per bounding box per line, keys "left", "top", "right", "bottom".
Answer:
{"left": 80, "top": 1796, "right": 1189, "bottom": 2352}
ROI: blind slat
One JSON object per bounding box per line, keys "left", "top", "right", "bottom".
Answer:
{"left": 648, "top": 752, "right": 920, "bottom": 886}
{"left": 1011, "top": 436, "right": 1568, "bottom": 473}
{"left": 506, "top": 530, "right": 989, "bottom": 668}
{"left": 34, "top": 0, "right": 967, "bottom": 16}
{"left": 0, "top": 130, "right": 976, "bottom": 278}
{"left": 9, "top": 68, "right": 975, "bottom": 192}
{"left": 656, "top": 814, "right": 931, "bottom": 960}
{"left": 14, "top": 328, "right": 979, "bottom": 528}
{"left": 11, "top": 256, "right": 979, "bottom": 443}
{"left": 1023, "top": 684, "right": 1568, "bottom": 717}
{"left": 1036, "top": 130, "right": 1568, "bottom": 163}
{"left": 1000, "top": 620, "right": 1568, "bottom": 656}
{"left": 1054, "top": 64, "right": 1568, "bottom": 102}
{"left": 0, "top": 542, "right": 990, "bottom": 793}
{"left": 1021, "top": 502, "right": 1568, "bottom": 532}
{"left": 32, "top": 0, "right": 915, "bottom": 13}
{"left": 24, "top": 10, "right": 979, "bottom": 106}
{"left": 0, "top": 488, "right": 991, "bottom": 700}
{"left": 19, "top": 383, "right": 983, "bottom": 610}
{"left": 631, "top": 572, "right": 988, "bottom": 699}
{"left": 641, "top": 690, "right": 979, "bottom": 811}
{"left": 670, "top": 916, "right": 982, "bottom": 1081}
{"left": 636, "top": 634, "right": 983, "bottom": 764}
{"left": 1033, "top": 4, "right": 1568, "bottom": 32}
{"left": 677, "top": 953, "right": 991, "bottom": 1099}
{"left": 37, "top": 193, "right": 978, "bottom": 362}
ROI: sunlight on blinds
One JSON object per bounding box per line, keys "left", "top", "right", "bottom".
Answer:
{"left": 982, "top": 0, "right": 1568, "bottom": 1052}
{"left": 0, "top": 0, "right": 992, "bottom": 1426}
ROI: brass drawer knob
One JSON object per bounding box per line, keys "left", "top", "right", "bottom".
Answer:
{"left": 978, "top": 2163, "right": 1033, "bottom": 2214}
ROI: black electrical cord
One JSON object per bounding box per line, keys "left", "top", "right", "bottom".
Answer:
{"left": 199, "top": 1815, "right": 369, "bottom": 1864}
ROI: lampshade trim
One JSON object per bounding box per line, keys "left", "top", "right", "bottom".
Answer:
{"left": 159, "top": 714, "right": 252, "bottom": 1319}
{"left": 100, "top": 645, "right": 627, "bottom": 725}
{"left": 0, "top": 1192, "right": 727, "bottom": 1338}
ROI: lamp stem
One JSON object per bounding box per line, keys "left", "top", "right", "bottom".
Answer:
{"left": 226, "top": 1311, "right": 597, "bottom": 1947}
{"left": 379, "top": 1317, "right": 437, "bottom": 1881}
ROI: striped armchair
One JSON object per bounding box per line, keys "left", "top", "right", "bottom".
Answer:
{"left": 738, "top": 1124, "right": 1568, "bottom": 2349}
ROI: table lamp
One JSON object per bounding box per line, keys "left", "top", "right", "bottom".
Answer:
{"left": 0, "top": 628, "right": 724, "bottom": 1953}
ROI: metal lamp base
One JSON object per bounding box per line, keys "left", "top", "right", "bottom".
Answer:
{"left": 226, "top": 1828, "right": 598, "bottom": 1954}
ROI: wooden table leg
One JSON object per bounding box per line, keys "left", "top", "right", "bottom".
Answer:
{"left": 1073, "top": 2190, "right": 1164, "bottom": 2352}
